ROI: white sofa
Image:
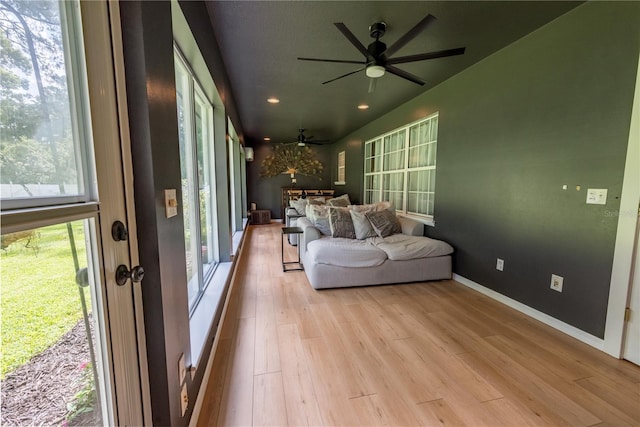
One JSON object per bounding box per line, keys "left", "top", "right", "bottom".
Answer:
{"left": 296, "top": 215, "right": 453, "bottom": 289}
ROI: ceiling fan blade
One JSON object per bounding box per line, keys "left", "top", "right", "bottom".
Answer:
{"left": 387, "top": 47, "right": 466, "bottom": 64}
{"left": 385, "top": 14, "right": 437, "bottom": 58}
{"left": 334, "top": 22, "right": 373, "bottom": 61}
{"left": 298, "top": 57, "right": 366, "bottom": 65}
{"left": 322, "top": 66, "right": 366, "bottom": 85}
{"left": 384, "top": 65, "right": 425, "bottom": 86}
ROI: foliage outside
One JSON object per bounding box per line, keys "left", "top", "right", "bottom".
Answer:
{"left": 1, "top": 0, "right": 79, "bottom": 196}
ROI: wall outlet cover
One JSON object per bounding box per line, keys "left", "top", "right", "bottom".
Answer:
{"left": 180, "top": 383, "right": 188, "bottom": 416}
{"left": 551, "top": 274, "right": 564, "bottom": 292}
{"left": 178, "top": 353, "right": 186, "bottom": 385}
{"left": 496, "top": 258, "right": 504, "bottom": 271}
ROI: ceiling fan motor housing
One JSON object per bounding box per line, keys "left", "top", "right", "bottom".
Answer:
{"left": 368, "top": 40, "right": 387, "bottom": 59}
{"left": 369, "top": 22, "right": 386, "bottom": 39}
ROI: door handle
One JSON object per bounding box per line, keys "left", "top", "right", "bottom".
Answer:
{"left": 115, "top": 264, "right": 145, "bottom": 286}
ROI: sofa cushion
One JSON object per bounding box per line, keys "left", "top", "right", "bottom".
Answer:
{"left": 328, "top": 207, "right": 356, "bottom": 239}
{"left": 365, "top": 209, "right": 402, "bottom": 238}
{"left": 307, "top": 237, "right": 387, "bottom": 267}
{"left": 369, "top": 234, "right": 454, "bottom": 261}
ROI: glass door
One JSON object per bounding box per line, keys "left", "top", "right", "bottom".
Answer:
{"left": 1, "top": 1, "right": 147, "bottom": 425}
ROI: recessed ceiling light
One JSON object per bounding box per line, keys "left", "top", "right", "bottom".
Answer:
{"left": 357, "top": 104, "right": 369, "bottom": 110}
{"left": 263, "top": 137, "right": 271, "bottom": 141}
{"left": 267, "top": 97, "right": 280, "bottom": 104}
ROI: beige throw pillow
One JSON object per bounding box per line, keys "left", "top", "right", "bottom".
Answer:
{"left": 328, "top": 207, "right": 356, "bottom": 239}
{"left": 349, "top": 209, "right": 378, "bottom": 240}
{"left": 365, "top": 209, "right": 402, "bottom": 238}
{"left": 289, "top": 198, "right": 307, "bottom": 215}
{"left": 327, "top": 193, "right": 351, "bottom": 207}
{"left": 307, "top": 204, "right": 331, "bottom": 235}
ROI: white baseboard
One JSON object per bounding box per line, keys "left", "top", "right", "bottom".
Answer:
{"left": 453, "top": 274, "right": 606, "bottom": 352}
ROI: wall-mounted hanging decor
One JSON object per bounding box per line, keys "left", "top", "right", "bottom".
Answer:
{"left": 260, "top": 144, "right": 323, "bottom": 183}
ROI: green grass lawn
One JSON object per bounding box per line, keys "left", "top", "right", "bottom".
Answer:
{"left": 1, "top": 221, "right": 90, "bottom": 378}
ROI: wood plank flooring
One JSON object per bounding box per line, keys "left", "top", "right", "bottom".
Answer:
{"left": 197, "top": 223, "right": 640, "bottom": 426}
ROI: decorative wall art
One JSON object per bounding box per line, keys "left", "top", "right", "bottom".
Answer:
{"left": 260, "top": 144, "right": 323, "bottom": 183}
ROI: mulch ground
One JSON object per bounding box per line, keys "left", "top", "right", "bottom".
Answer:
{"left": 1, "top": 318, "right": 99, "bottom": 426}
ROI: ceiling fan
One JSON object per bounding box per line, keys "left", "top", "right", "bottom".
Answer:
{"left": 282, "top": 129, "right": 330, "bottom": 147}
{"left": 298, "top": 14, "right": 465, "bottom": 91}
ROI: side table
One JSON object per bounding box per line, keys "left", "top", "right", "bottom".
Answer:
{"left": 286, "top": 213, "right": 304, "bottom": 245}
{"left": 281, "top": 227, "right": 304, "bottom": 272}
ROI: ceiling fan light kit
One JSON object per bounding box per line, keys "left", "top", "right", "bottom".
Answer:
{"left": 298, "top": 14, "right": 466, "bottom": 89}
{"left": 365, "top": 65, "right": 385, "bottom": 78}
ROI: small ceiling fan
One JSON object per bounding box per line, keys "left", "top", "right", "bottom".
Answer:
{"left": 282, "top": 129, "right": 330, "bottom": 147}
{"left": 298, "top": 14, "right": 465, "bottom": 91}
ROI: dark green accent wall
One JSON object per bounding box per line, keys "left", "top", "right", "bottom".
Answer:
{"left": 247, "top": 142, "right": 333, "bottom": 219}
{"left": 120, "top": 2, "right": 183, "bottom": 425}
{"left": 119, "top": 1, "right": 243, "bottom": 425}
{"left": 330, "top": 1, "right": 639, "bottom": 338}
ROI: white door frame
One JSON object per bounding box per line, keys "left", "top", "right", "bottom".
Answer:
{"left": 604, "top": 52, "right": 640, "bottom": 358}
{"left": 81, "top": 1, "right": 151, "bottom": 424}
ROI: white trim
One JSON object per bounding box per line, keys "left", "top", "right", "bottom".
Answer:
{"left": 82, "top": 1, "right": 145, "bottom": 423}
{"left": 603, "top": 52, "right": 640, "bottom": 358}
{"left": 363, "top": 113, "right": 438, "bottom": 221}
{"left": 188, "top": 225, "right": 250, "bottom": 427}
{"left": 107, "top": 0, "right": 152, "bottom": 422}
{"left": 453, "top": 274, "right": 606, "bottom": 351}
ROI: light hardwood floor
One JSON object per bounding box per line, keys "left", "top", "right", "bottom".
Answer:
{"left": 197, "top": 223, "right": 640, "bottom": 426}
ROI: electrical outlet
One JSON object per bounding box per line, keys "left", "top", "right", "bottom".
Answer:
{"left": 178, "top": 353, "right": 186, "bottom": 385}
{"left": 496, "top": 258, "right": 504, "bottom": 271}
{"left": 180, "top": 383, "right": 188, "bottom": 416}
{"left": 550, "top": 274, "right": 563, "bottom": 292}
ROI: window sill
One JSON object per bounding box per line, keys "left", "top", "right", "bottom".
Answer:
{"left": 189, "top": 261, "right": 231, "bottom": 369}
{"left": 190, "top": 218, "right": 248, "bottom": 369}
{"left": 334, "top": 181, "right": 346, "bottom": 186}
{"left": 402, "top": 214, "right": 435, "bottom": 227}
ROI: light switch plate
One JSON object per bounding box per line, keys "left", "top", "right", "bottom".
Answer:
{"left": 586, "top": 188, "right": 607, "bottom": 205}
{"left": 164, "top": 189, "right": 178, "bottom": 218}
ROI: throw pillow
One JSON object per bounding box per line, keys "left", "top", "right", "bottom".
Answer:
{"left": 289, "top": 198, "right": 307, "bottom": 215}
{"left": 327, "top": 193, "right": 351, "bottom": 207}
{"left": 349, "top": 201, "right": 392, "bottom": 213}
{"left": 308, "top": 198, "right": 326, "bottom": 205}
{"left": 307, "top": 204, "right": 331, "bottom": 235}
{"left": 328, "top": 207, "right": 356, "bottom": 239}
{"left": 349, "top": 209, "right": 378, "bottom": 240}
{"left": 365, "top": 209, "right": 402, "bottom": 238}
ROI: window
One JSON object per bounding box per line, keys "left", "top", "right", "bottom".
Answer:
{"left": 174, "top": 50, "right": 218, "bottom": 311}
{"left": 0, "top": 1, "right": 113, "bottom": 423}
{"left": 0, "top": 0, "right": 94, "bottom": 209}
{"left": 364, "top": 113, "right": 438, "bottom": 223}
{"left": 336, "top": 150, "right": 346, "bottom": 184}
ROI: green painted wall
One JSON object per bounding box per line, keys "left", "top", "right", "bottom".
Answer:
{"left": 331, "top": 1, "right": 639, "bottom": 337}
{"left": 247, "top": 142, "right": 334, "bottom": 219}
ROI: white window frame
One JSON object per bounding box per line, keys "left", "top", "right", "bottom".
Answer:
{"left": 0, "top": 1, "right": 95, "bottom": 211}
{"left": 174, "top": 47, "right": 219, "bottom": 313}
{"left": 335, "top": 150, "right": 346, "bottom": 185}
{"left": 363, "top": 113, "right": 438, "bottom": 226}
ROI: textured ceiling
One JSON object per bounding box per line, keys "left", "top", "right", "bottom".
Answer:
{"left": 205, "top": 1, "right": 581, "bottom": 146}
